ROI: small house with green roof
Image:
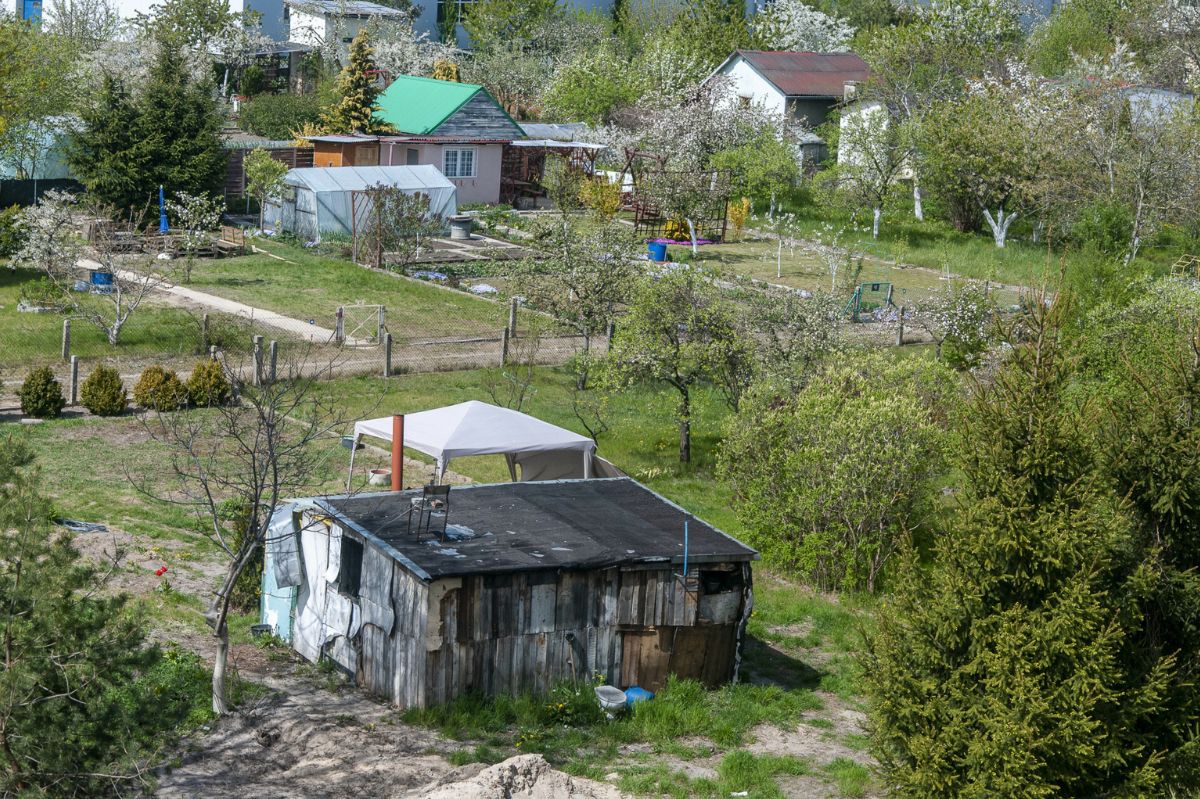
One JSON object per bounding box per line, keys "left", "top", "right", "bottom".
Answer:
{"left": 374, "top": 75, "right": 524, "bottom": 205}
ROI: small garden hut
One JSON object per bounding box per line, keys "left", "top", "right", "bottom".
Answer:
{"left": 261, "top": 478, "right": 757, "bottom": 708}
{"left": 262, "top": 165, "right": 456, "bottom": 242}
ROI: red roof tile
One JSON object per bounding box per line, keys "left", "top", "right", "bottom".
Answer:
{"left": 734, "top": 50, "right": 869, "bottom": 97}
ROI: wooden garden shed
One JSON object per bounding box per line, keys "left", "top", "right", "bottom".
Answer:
{"left": 263, "top": 478, "right": 757, "bottom": 708}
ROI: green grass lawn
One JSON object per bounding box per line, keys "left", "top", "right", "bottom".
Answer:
{"left": 0, "top": 267, "right": 210, "bottom": 368}
{"left": 187, "top": 240, "right": 520, "bottom": 339}
{"left": 682, "top": 235, "right": 1026, "bottom": 309}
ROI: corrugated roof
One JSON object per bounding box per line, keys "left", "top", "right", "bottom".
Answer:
{"left": 303, "top": 134, "right": 379, "bottom": 143}
{"left": 285, "top": 0, "right": 409, "bottom": 16}
{"left": 376, "top": 75, "right": 484, "bottom": 135}
{"left": 733, "top": 50, "right": 869, "bottom": 97}
{"left": 321, "top": 477, "right": 757, "bottom": 580}
{"left": 519, "top": 122, "right": 589, "bottom": 141}
{"left": 284, "top": 164, "right": 454, "bottom": 194}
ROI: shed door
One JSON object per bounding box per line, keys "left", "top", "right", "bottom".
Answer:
{"left": 406, "top": 148, "right": 419, "bottom": 166}
{"left": 22, "top": 0, "right": 41, "bottom": 22}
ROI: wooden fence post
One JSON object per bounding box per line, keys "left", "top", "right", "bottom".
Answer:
{"left": 500, "top": 327, "right": 510, "bottom": 366}
{"left": 201, "top": 312, "right": 209, "bottom": 349}
{"left": 61, "top": 319, "right": 70, "bottom": 362}
{"left": 69, "top": 356, "right": 79, "bottom": 405}
{"left": 268, "top": 340, "right": 278, "bottom": 383}
{"left": 252, "top": 335, "right": 264, "bottom": 386}
{"left": 377, "top": 305, "right": 386, "bottom": 342}
{"left": 335, "top": 306, "right": 345, "bottom": 344}
{"left": 383, "top": 333, "right": 392, "bottom": 377}
{"left": 896, "top": 306, "right": 905, "bottom": 347}
{"left": 507, "top": 298, "right": 518, "bottom": 338}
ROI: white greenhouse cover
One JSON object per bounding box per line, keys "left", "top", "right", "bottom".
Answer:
{"left": 351, "top": 400, "right": 596, "bottom": 482}
{"left": 271, "top": 164, "right": 457, "bottom": 241}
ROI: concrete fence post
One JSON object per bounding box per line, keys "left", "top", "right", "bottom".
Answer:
{"left": 69, "top": 356, "right": 79, "bottom": 406}
{"left": 507, "top": 298, "right": 518, "bottom": 338}
{"left": 377, "top": 305, "right": 386, "bottom": 342}
{"left": 268, "top": 340, "right": 278, "bottom": 383}
{"left": 201, "top": 312, "right": 210, "bottom": 350}
{"left": 383, "top": 333, "right": 393, "bottom": 377}
{"left": 209, "top": 344, "right": 218, "bottom": 361}
{"left": 252, "top": 335, "right": 264, "bottom": 386}
{"left": 335, "top": 306, "right": 345, "bottom": 345}
{"left": 896, "top": 306, "right": 905, "bottom": 347}
{"left": 61, "top": 319, "right": 70, "bottom": 362}
{"left": 500, "top": 327, "right": 510, "bottom": 366}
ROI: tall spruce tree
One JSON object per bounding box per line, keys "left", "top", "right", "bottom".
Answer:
{"left": 68, "top": 75, "right": 145, "bottom": 210}
{"left": 866, "top": 298, "right": 1185, "bottom": 796}
{"left": 70, "top": 39, "right": 225, "bottom": 210}
{"left": 322, "top": 29, "right": 387, "bottom": 134}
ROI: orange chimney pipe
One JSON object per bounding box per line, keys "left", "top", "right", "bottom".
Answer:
{"left": 391, "top": 414, "right": 404, "bottom": 492}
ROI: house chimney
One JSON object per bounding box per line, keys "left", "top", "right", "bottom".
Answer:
{"left": 391, "top": 414, "right": 404, "bottom": 491}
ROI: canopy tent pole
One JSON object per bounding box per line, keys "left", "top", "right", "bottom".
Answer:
{"left": 436, "top": 457, "right": 446, "bottom": 485}
{"left": 584, "top": 450, "right": 592, "bottom": 479}
{"left": 505, "top": 454, "right": 518, "bottom": 482}
{"left": 346, "top": 434, "right": 361, "bottom": 492}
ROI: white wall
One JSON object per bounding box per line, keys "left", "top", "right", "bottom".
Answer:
{"left": 287, "top": 7, "right": 328, "bottom": 48}
{"left": 715, "top": 55, "right": 788, "bottom": 116}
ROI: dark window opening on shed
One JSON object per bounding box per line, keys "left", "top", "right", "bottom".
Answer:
{"left": 700, "top": 569, "right": 741, "bottom": 595}
{"left": 338, "top": 536, "right": 364, "bottom": 598}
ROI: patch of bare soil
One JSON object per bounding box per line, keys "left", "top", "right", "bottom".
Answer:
{"left": 155, "top": 667, "right": 451, "bottom": 799}
{"left": 407, "top": 754, "right": 625, "bottom": 799}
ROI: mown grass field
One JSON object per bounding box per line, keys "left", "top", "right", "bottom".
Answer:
{"left": 186, "top": 240, "right": 522, "bottom": 339}
{"left": 0, "top": 267, "right": 211, "bottom": 368}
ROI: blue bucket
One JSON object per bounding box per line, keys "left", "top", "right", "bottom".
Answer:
{"left": 647, "top": 241, "right": 668, "bottom": 262}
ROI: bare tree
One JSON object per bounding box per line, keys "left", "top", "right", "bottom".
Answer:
{"left": 13, "top": 191, "right": 173, "bottom": 345}
{"left": 485, "top": 320, "right": 545, "bottom": 413}
{"left": 140, "top": 352, "right": 359, "bottom": 714}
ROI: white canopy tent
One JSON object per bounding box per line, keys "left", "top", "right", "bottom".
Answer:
{"left": 347, "top": 400, "right": 597, "bottom": 486}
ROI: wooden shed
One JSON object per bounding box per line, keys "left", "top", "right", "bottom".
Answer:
{"left": 263, "top": 478, "right": 757, "bottom": 708}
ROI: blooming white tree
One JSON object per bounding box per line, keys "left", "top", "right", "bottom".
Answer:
{"left": 752, "top": 0, "right": 855, "bottom": 52}
{"left": 914, "top": 281, "right": 992, "bottom": 364}
{"left": 370, "top": 17, "right": 460, "bottom": 79}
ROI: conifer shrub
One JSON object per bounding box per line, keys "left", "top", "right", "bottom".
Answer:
{"left": 133, "top": 365, "right": 187, "bottom": 411}
{"left": 186, "top": 359, "right": 232, "bottom": 407}
{"left": 18, "top": 366, "right": 66, "bottom": 418}
{"left": 80, "top": 365, "right": 127, "bottom": 416}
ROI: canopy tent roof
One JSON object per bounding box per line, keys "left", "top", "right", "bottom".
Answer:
{"left": 351, "top": 401, "right": 596, "bottom": 482}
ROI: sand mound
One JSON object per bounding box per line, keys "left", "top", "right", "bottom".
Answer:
{"left": 408, "top": 754, "right": 623, "bottom": 799}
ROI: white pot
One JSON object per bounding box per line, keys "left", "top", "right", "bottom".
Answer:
{"left": 368, "top": 468, "right": 392, "bottom": 486}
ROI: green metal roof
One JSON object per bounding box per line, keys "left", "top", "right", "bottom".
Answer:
{"left": 375, "top": 75, "right": 486, "bottom": 135}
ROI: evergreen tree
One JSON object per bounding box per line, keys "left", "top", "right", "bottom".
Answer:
{"left": 866, "top": 298, "right": 1186, "bottom": 796}
{"left": 0, "top": 436, "right": 156, "bottom": 795}
{"left": 134, "top": 39, "right": 227, "bottom": 201}
{"left": 70, "top": 40, "right": 225, "bottom": 210}
{"left": 67, "top": 75, "right": 145, "bottom": 210}
{"left": 322, "top": 29, "right": 388, "bottom": 134}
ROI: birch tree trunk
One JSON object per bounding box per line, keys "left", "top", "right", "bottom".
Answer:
{"left": 913, "top": 177, "right": 924, "bottom": 222}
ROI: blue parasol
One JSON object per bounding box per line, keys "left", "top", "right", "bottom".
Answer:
{"left": 159, "top": 186, "right": 168, "bottom": 233}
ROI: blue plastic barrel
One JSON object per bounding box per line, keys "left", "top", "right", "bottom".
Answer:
{"left": 647, "top": 241, "right": 668, "bottom": 262}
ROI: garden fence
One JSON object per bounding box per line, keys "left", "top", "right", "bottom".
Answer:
{"left": 1, "top": 296, "right": 601, "bottom": 405}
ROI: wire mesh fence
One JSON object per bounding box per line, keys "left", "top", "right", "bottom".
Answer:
{"left": 2, "top": 292, "right": 600, "bottom": 406}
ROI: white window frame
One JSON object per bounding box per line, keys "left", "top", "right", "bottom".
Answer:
{"left": 443, "top": 147, "right": 476, "bottom": 179}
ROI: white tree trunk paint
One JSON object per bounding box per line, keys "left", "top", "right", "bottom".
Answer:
{"left": 686, "top": 218, "right": 698, "bottom": 255}
{"left": 872, "top": 207, "right": 881, "bottom": 239}
{"left": 212, "top": 626, "right": 229, "bottom": 714}
{"left": 913, "top": 178, "right": 924, "bottom": 222}
{"left": 982, "top": 207, "right": 1017, "bottom": 248}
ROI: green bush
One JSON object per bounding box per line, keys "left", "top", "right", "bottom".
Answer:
{"left": 240, "top": 64, "right": 267, "bottom": 96}
{"left": 133, "top": 365, "right": 187, "bottom": 411}
{"left": 1071, "top": 200, "right": 1133, "bottom": 256}
{"left": 18, "top": 366, "right": 66, "bottom": 418}
{"left": 239, "top": 92, "right": 322, "bottom": 140}
{"left": 186, "top": 359, "right": 232, "bottom": 407}
{"left": 80, "top": 365, "right": 127, "bottom": 416}
{"left": 0, "top": 204, "right": 25, "bottom": 257}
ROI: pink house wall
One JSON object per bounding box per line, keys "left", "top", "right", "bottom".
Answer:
{"left": 382, "top": 142, "right": 504, "bottom": 205}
